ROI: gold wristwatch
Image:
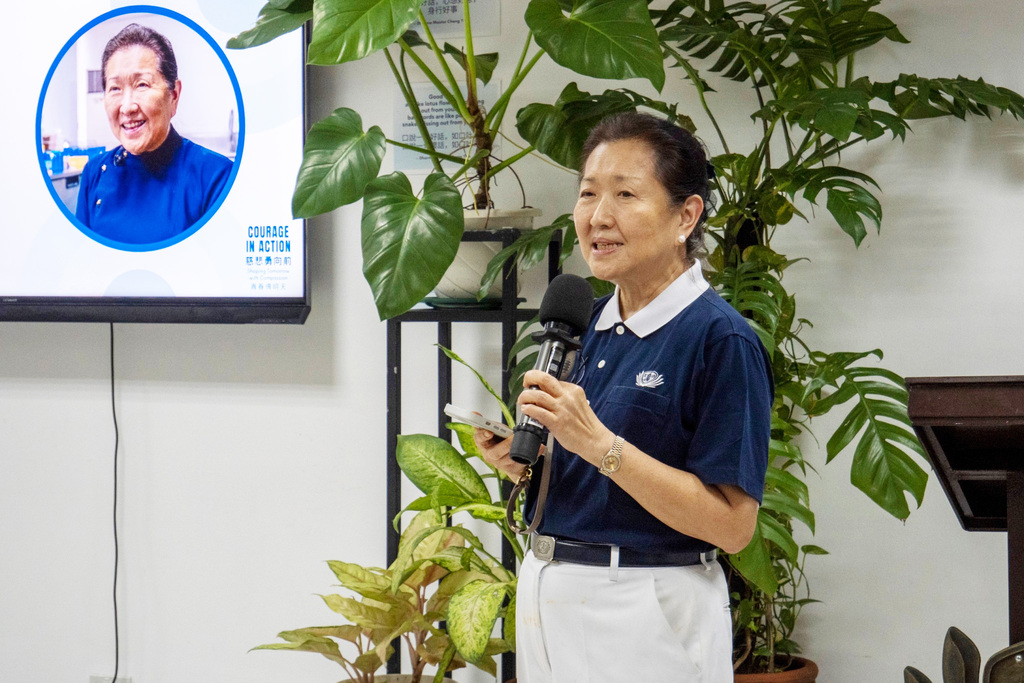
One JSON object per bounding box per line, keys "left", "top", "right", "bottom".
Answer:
{"left": 599, "top": 435, "right": 624, "bottom": 476}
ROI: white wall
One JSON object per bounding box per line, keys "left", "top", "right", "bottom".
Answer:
{"left": 2, "top": 1, "right": 1024, "bottom": 682}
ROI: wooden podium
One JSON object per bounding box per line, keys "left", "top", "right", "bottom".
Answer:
{"left": 906, "top": 376, "right": 1024, "bottom": 645}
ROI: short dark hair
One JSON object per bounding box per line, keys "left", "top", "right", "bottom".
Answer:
{"left": 579, "top": 112, "right": 713, "bottom": 264}
{"left": 101, "top": 23, "right": 178, "bottom": 90}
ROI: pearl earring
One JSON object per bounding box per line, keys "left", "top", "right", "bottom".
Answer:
{"left": 677, "top": 235, "right": 686, "bottom": 244}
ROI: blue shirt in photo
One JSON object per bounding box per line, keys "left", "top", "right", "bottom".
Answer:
{"left": 75, "top": 127, "right": 232, "bottom": 245}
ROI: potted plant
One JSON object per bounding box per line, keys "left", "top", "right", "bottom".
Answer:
{"left": 391, "top": 347, "right": 526, "bottom": 669}
{"left": 253, "top": 509, "right": 491, "bottom": 682}
{"left": 229, "top": 0, "right": 667, "bottom": 319}
{"left": 643, "top": 0, "right": 1024, "bottom": 677}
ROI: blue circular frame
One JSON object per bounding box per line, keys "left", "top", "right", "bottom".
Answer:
{"left": 36, "top": 5, "right": 245, "bottom": 252}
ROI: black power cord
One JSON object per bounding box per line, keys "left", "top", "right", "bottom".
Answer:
{"left": 109, "top": 322, "right": 120, "bottom": 683}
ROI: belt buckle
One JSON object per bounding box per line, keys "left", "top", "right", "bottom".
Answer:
{"left": 533, "top": 534, "right": 556, "bottom": 562}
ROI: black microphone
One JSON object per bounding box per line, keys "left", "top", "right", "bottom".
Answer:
{"left": 509, "top": 273, "right": 594, "bottom": 466}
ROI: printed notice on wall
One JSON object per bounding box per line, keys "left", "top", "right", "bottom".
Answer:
{"left": 394, "top": 81, "right": 502, "bottom": 173}
{"left": 410, "top": 0, "right": 500, "bottom": 38}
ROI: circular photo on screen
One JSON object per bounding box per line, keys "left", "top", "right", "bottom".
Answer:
{"left": 36, "top": 6, "right": 244, "bottom": 252}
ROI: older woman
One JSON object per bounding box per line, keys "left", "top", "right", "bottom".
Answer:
{"left": 475, "top": 112, "right": 773, "bottom": 682}
{"left": 75, "top": 23, "right": 232, "bottom": 245}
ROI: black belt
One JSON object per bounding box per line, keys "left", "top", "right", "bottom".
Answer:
{"left": 531, "top": 534, "right": 716, "bottom": 567}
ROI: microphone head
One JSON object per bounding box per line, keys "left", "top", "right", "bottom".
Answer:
{"left": 539, "top": 274, "right": 594, "bottom": 335}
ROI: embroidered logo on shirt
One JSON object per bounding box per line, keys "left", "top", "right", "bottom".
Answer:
{"left": 635, "top": 370, "right": 664, "bottom": 388}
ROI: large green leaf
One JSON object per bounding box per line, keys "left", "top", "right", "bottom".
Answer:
{"left": 526, "top": 0, "right": 666, "bottom": 91}
{"left": 761, "top": 491, "right": 814, "bottom": 536}
{"left": 292, "top": 108, "right": 385, "bottom": 218}
{"left": 788, "top": 167, "right": 882, "bottom": 246}
{"left": 394, "top": 509, "right": 463, "bottom": 589}
{"left": 715, "top": 254, "right": 788, "bottom": 357}
{"left": 476, "top": 214, "right": 574, "bottom": 300}
{"left": 447, "top": 580, "right": 510, "bottom": 662}
{"left": 390, "top": 523, "right": 503, "bottom": 592}
{"left": 253, "top": 628, "right": 348, "bottom": 665}
{"left": 436, "top": 346, "right": 513, "bottom": 425}
{"left": 518, "top": 84, "right": 690, "bottom": 170}
{"left": 782, "top": 0, "right": 909, "bottom": 85}
{"left": 807, "top": 352, "right": 929, "bottom": 519}
{"left": 327, "top": 560, "right": 391, "bottom": 599}
{"left": 758, "top": 512, "right": 799, "bottom": 563}
{"left": 321, "top": 594, "right": 396, "bottom": 630}
{"left": 308, "top": 0, "right": 422, "bottom": 65}
{"left": 503, "top": 590, "right": 516, "bottom": 647}
{"left": 443, "top": 44, "right": 499, "bottom": 85}
{"left": 516, "top": 86, "right": 592, "bottom": 170}
{"left": 656, "top": 2, "right": 790, "bottom": 87}
{"left": 728, "top": 515, "right": 777, "bottom": 594}
{"left": 227, "top": 1, "right": 312, "bottom": 49}
{"left": 872, "top": 74, "right": 1024, "bottom": 121}
{"left": 360, "top": 172, "right": 463, "bottom": 320}
{"left": 396, "top": 434, "right": 490, "bottom": 503}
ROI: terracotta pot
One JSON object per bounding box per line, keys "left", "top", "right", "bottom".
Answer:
{"left": 734, "top": 657, "right": 818, "bottom": 682}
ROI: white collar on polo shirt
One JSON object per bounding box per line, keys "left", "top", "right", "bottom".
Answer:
{"left": 594, "top": 261, "right": 710, "bottom": 339}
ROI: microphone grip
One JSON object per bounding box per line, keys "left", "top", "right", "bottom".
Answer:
{"left": 509, "top": 422, "right": 546, "bottom": 466}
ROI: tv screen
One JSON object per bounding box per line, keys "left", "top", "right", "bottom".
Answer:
{"left": 1, "top": 1, "right": 308, "bottom": 323}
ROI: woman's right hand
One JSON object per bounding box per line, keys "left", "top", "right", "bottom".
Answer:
{"left": 473, "top": 427, "right": 528, "bottom": 482}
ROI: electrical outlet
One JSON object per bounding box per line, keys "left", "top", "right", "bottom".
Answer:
{"left": 89, "top": 677, "right": 132, "bottom": 683}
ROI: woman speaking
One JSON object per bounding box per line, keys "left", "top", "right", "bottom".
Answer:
{"left": 475, "top": 112, "right": 773, "bottom": 682}
{"left": 76, "top": 23, "right": 232, "bottom": 245}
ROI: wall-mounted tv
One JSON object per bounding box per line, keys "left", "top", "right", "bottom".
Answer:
{"left": 1, "top": 1, "right": 308, "bottom": 323}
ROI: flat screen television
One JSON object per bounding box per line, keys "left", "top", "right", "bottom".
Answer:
{"left": 1, "top": 1, "right": 309, "bottom": 323}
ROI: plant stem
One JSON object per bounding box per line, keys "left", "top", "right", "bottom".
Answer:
{"left": 398, "top": 36, "right": 467, "bottom": 121}
{"left": 385, "top": 47, "right": 444, "bottom": 174}
{"left": 417, "top": 10, "right": 470, "bottom": 121}
{"left": 802, "top": 134, "right": 867, "bottom": 168}
{"left": 486, "top": 50, "right": 544, "bottom": 133}
{"left": 484, "top": 33, "right": 533, "bottom": 130}
{"left": 484, "top": 145, "right": 535, "bottom": 181}
{"left": 450, "top": 148, "right": 491, "bottom": 183}
{"left": 497, "top": 131, "right": 576, "bottom": 174}
{"left": 462, "top": 0, "right": 478, "bottom": 102}
{"left": 748, "top": 62, "right": 774, "bottom": 171}
{"left": 384, "top": 137, "right": 465, "bottom": 164}
{"left": 662, "top": 44, "right": 730, "bottom": 155}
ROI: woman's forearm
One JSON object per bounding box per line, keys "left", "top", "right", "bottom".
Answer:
{"left": 578, "top": 431, "right": 759, "bottom": 554}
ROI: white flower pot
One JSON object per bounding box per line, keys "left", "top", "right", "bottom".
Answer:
{"left": 433, "top": 208, "right": 543, "bottom": 300}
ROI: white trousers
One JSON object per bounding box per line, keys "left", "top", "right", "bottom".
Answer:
{"left": 516, "top": 550, "right": 733, "bottom": 683}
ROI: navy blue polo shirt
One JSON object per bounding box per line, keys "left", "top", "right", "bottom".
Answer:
{"left": 527, "top": 264, "right": 773, "bottom": 554}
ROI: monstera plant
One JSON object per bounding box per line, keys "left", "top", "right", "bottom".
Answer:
{"left": 650, "top": 0, "right": 1024, "bottom": 674}
{"left": 229, "top": 0, "right": 667, "bottom": 319}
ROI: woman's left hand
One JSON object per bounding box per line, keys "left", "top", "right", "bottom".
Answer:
{"left": 518, "top": 369, "right": 614, "bottom": 465}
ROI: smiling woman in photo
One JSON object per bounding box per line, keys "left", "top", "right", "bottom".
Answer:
{"left": 75, "top": 23, "right": 232, "bottom": 244}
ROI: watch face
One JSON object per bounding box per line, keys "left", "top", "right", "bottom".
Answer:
{"left": 602, "top": 454, "right": 621, "bottom": 473}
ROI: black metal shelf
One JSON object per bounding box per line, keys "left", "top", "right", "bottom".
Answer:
{"left": 385, "top": 227, "right": 560, "bottom": 681}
